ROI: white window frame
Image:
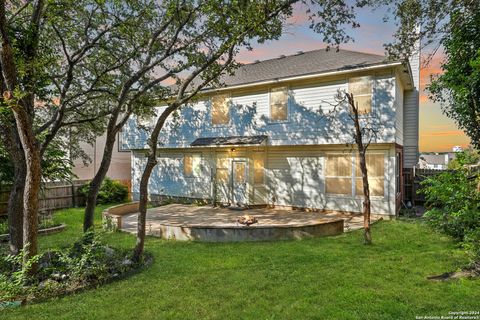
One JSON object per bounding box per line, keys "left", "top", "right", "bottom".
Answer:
{"left": 324, "top": 151, "right": 386, "bottom": 199}
{"left": 184, "top": 153, "right": 201, "bottom": 178}
{"left": 211, "top": 93, "right": 231, "bottom": 126}
{"left": 253, "top": 153, "right": 265, "bottom": 185}
{"left": 268, "top": 86, "right": 289, "bottom": 123}
{"left": 348, "top": 76, "right": 374, "bottom": 115}
{"left": 325, "top": 153, "right": 354, "bottom": 197}
{"left": 353, "top": 152, "right": 386, "bottom": 199}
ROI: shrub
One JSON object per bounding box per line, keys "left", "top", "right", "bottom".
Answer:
{"left": 0, "top": 232, "right": 139, "bottom": 302}
{"left": 421, "top": 168, "right": 480, "bottom": 262}
{"left": 78, "top": 178, "right": 128, "bottom": 205}
{"left": 0, "top": 244, "right": 41, "bottom": 301}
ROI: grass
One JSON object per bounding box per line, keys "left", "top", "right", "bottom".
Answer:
{"left": 3, "top": 205, "right": 480, "bottom": 320}
{"left": 0, "top": 215, "right": 60, "bottom": 235}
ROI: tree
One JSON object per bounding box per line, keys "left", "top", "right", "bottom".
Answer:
{"left": 0, "top": 112, "right": 25, "bottom": 254}
{"left": 131, "top": 1, "right": 287, "bottom": 262}
{"left": 0, "top": 0, "right": 150, "bottom": 264}
{"left": 346, "top": 93, "right": 375, "bottom": 244}
{"left": 0, "top": 0, "right": 44, "bottom": 267}
{"left": 375, "top": 0, "right": 479, "bottom": 145}
{"left": 320, "top": 85, "right": 382, "bottom": 244}
{"left": 428, "top": 8, "right": 480, "bottom": 148}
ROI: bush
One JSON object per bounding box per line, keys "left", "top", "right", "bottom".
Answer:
{"left": 0, "top": 232, "right": 139, "bottom": 302}
{"left": 78, "top": 178, "right": 128, "bottom": 205}
{"left": 421, "top": 168, "right": 480, "bottom": 262}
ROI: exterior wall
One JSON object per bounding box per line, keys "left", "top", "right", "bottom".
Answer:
{"left": 394, "top": 75, "right": 404, "bottom": 145}
{"left": 403, "top": 48, "right": 420, "bottom": 168}
{"left": 264, "top": 145, "right": 396, "bottom": 215}
{"left": 72, "top": 133, "right": 131, "bottom": 181}
{"left": 121, "top": 69, "right": 398, "bottom": 150}
{"left": 125, "top": 64, "right": 415, "bottom": 216}
{"left": 131, "top": 144, "right": 398, "bottom": 216}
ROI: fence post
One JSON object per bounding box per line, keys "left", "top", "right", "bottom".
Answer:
{"left": 412, "top": 166, "right": 416, "bottom": 207}
{"left": 71, "top": 182, "right": 76, "bottom": 208}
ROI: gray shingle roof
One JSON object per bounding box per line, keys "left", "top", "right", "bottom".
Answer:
{"left": 218, "top": 48, "right": 389, "bottom": 87}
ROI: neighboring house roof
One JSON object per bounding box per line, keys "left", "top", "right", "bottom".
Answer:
{"left": 190, "top": 135, "right": 268, "bottom": 147}
{"left": 419, "top": 154, "right": 448, "bottom": 166}
{"left": 218, "top": 48, "right": 391, "bottom": 87}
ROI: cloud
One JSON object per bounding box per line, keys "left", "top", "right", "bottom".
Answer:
{"left": 421, "top": 130, "right": 465, "bottom": 137}
{"left": 418, "top": 53, "right": 445, "bottom": 104}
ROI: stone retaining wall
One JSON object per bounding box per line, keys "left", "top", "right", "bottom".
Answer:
{"left": 103, "top": 202, "right": 139, "bottom": 231}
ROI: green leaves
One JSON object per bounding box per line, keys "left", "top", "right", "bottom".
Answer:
{"left": 421, "top": 162, "right": 480, "bottom": 262}
{"left": 427, "top": 7, "right": 480, "bottom": 148}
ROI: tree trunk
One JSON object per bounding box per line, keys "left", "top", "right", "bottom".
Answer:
{"left": 83, "top": 122, "right": 118, "bottom": 232}
{"left": 132, "top": 104, "right": 177, "bottom": 262}
{"left": 1, "top": 0, "right": 44, "bottom": 271}
{"left": 348, "top": 93, "right": 372, "bottom": 245}
{"left": 0, "top": 123, "right": 26, "bottom": 254}
{"left": 8, "top": 151, "right": 26, "bottom": 254}
{"left": 358, "top": 150, "right": 372, "bottom": 245}
{"left": 132, "top": 154, "right": 157, "bottom": 263}
{"left": 10, "top": 106, "right": 42, "bottom": 270}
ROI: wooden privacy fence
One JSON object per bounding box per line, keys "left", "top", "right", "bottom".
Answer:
{"left": 403, "top": 168, "right": 447, "bottom": 205}
{"left": 0, "top": 180, "right": 88, "bottom": 216}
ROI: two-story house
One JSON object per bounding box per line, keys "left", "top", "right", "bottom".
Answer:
{"left": 121, "top": 48, "right": 419, "bottom": 216}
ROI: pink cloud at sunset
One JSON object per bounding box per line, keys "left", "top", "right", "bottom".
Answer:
{"left": 421, "top": 130, "right": 465, "bottom": 137}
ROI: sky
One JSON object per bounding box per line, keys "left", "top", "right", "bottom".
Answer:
{"left": 236, "top": 3, "right": 471, "bottom": 153}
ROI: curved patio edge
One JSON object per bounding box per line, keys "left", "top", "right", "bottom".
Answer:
{"left": 103, "top": 202, "right": 140, "bottom": 231}
{"left": 139, "top": 219, "right": 344, "bottom": 242}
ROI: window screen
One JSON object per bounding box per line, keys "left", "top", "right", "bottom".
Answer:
{"left": 270, "top": 87, "right": 288, "bottom": 121}
{"left": 355, "top": 153, "right": 385, "bottom": 196}
{"left": 212, "top": 94, "right": 229, "bottom": 125}
{"left": 325, "top": 154, "right": 352, "bottom": 195}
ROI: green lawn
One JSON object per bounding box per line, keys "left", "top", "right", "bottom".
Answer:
{"left": 3, "top": 206, "right": 480, "bottom": 320}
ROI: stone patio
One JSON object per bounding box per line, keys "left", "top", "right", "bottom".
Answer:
{"left": 120, "top": 204, "right": 375, "bottom": 241}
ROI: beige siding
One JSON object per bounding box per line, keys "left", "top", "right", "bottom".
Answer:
{"left": 395, "top": 76, "right": 404, "bottom": 145}
{"left": 131, "top": 145, "right": 398, "bottom": 216}
{"left": 403, "top": 48, "right": 420, "bottom": 167}
{"left": 265, "top": 148, "right": 324, "bottom": 209}
{"left": 263, "top": 145, "right": 397, "bottom": 215}
{"left": 122, "top": 69, "right": 402, "bottom": 149}
{"left": 72, "top": 133, "right": 131, "bottom": 181}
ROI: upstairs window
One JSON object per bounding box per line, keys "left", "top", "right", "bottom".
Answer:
{"left": 325, "top": 154, "right": 352, "bottom": 195}
{"left": 269, "top": 87, "right": 288, "bottom": 122}
{"left": 348, "top": 76, "right": 373, "bottom": 114}
{"left": 212, "top": 94, "right": 230, "bottom": 125}
{"left": 355, "top": 153, "right": 385, "bottom": 197}
{"left": 184, "top": 154, "right": 201, "bottom": 177}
